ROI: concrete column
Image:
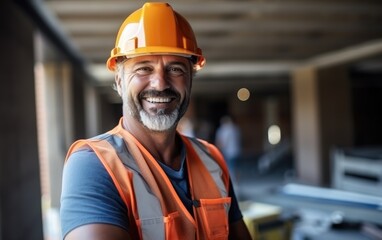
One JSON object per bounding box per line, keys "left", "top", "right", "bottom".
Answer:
{"left": 35, "top": 62, "right": 72, "bottom": 209}
{"left": 291, "top": 65, "right": 353, "bottom": 186}
{"left": 0, "top": 1, "right": 44, "bottom": 239}
{"left": 85, "top": 83, "right": 101, "bottom": 137}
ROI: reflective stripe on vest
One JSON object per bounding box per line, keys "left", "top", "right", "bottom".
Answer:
{"left": 66, "top": 120, "right": 231, "bottom": 240}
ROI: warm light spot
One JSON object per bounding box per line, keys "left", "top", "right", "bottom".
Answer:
{"left": 268, "top": 125, "right": 281, "bottom": 145}
{"left": 237, "top": 88, "right": 250, "bottom": 101}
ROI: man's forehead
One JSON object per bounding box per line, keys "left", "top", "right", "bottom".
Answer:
{"left": 128, "top": 55, "right": 190, "bottom": 64}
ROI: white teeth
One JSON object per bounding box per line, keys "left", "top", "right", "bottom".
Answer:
{"left": 146, "top": 97, "right": 171, "bottom": 103}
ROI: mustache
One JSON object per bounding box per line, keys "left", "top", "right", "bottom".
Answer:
{"left": 140, "top": 89, "right": 180, "bottom": 99}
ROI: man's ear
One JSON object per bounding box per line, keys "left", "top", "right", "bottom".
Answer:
{"left": 115, "top": 75, "right": 122, "bottom": 96}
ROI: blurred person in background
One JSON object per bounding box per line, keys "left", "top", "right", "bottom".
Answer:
{"left": 60, "top": 2, "right": 251, "bottom": 240}
{"left": 215, "top": 115, "right": 242, "bottom": 185}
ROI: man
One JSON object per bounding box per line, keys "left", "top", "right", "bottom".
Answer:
{"left": 60, "top": 2, "right": 251, "bottom": 240}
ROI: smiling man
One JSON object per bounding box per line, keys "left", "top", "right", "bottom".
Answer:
{"left": 60, "top": 2, "right": 251, "bottom": 240}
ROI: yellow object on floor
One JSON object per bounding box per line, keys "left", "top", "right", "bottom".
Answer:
{"left": 240, "top": 201, "right": 293, "bottom": 240}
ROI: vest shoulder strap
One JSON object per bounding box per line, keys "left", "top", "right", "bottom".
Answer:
{"left": 187, "top": 137, "right": 230, "bottom": 191}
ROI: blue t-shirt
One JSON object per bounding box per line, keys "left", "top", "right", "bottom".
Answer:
{"left": 60, "top": 147, "right": 243, "bottom": 237}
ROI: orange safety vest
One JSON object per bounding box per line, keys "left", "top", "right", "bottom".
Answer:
{"left": 66, "top": 119, "right": 231, "bottom": 240}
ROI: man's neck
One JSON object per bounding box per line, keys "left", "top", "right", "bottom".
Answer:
{"left": 122, "top": 116, "right": 182, "bottom": 170}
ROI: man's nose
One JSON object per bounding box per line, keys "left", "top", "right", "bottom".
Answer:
{"left": 149, "top": 69, "right": 169, "bottom": 90}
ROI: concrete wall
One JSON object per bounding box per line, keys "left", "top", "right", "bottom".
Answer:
{"left": 0, "top": 0, "right": 44, "bottom": 239}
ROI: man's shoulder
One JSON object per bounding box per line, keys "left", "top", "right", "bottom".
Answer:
{"left": 66, "top": 147, "right": 101, "bottom": 168}
{"left": 68, "top": 129, "right": 126, "bottom": 154}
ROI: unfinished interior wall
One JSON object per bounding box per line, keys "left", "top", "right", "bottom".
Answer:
{"left": 0, "top": 1, "right": 43, "bottom": 239}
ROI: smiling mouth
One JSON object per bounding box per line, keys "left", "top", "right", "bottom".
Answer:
{"left": 141, "top": 89, "right": 179, "bottom": 104}
{"left": 146, "top": 97, "right": 173, "bottom": 103}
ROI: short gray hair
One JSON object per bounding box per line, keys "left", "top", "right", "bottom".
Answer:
{"left": 112, "top": 58, "right": 127, "bottom": 92}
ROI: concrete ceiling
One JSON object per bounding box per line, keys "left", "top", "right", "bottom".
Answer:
{"left": 40, "top": 0, "right": 382, "bottom": 96}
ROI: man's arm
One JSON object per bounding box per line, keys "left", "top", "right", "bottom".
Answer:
{"left": 229, "top": 219, "right": 252, "bottom": 240}
{"left": 61, "top": 150, "right": 130, "bottom": 239}
{"left": 65, "top": 224, "right": 131, "bottom": 240}
{"left": 226, "top": 179, "right": 252, "bottom": 239}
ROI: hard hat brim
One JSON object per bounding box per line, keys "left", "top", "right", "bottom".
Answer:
{"left": 106, "top": 46, "right": 205, "bottom": 71}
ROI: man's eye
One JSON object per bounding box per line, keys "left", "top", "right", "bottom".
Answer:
{"left": 168, "top": 67, "right": 185, "bottom": 75}
{"left": 136, "top": 67, "right": 152, "bottom": 74}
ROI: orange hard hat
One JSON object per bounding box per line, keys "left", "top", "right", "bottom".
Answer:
{"left": 106, "top": 2, "right": 205, "bottom": 71}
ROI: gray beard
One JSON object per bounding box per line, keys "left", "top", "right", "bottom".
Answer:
{"left": 121, "top": 85, "right": 189, "bottom": 132}
{"left": 139, "top": 108, "right": 179, "bottom": 132}
{"left": 123, "top": 97, "right": 184, "bottom": 132}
